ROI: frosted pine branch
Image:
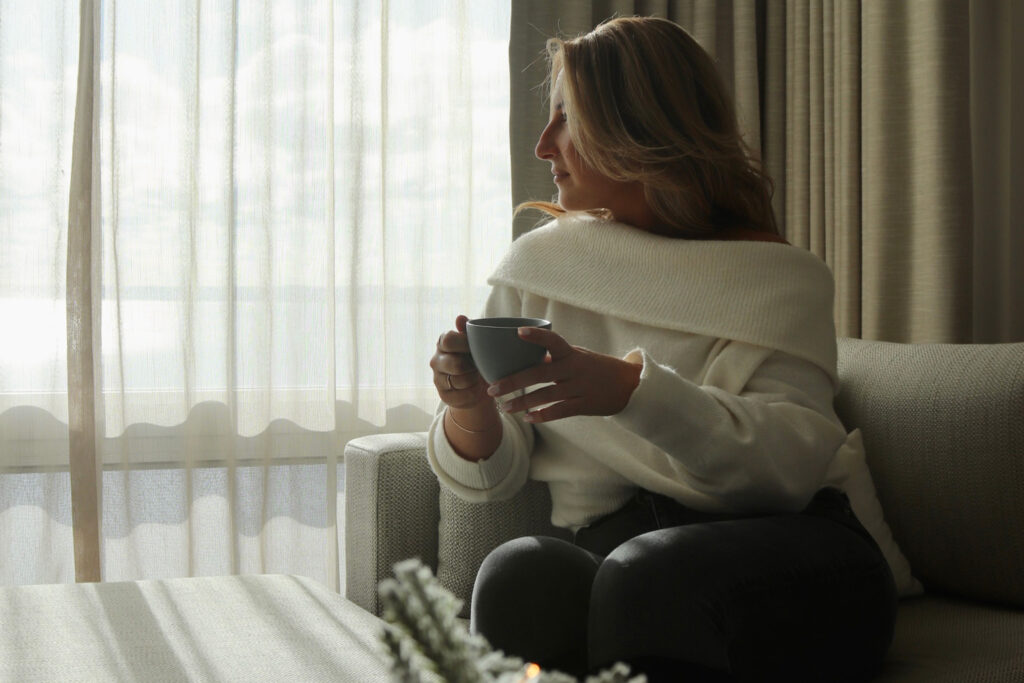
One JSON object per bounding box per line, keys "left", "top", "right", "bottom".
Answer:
{"left": 377, "top": 558, "right": 646, "bottom": 683}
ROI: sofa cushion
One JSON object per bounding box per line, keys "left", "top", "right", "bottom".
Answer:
{"left": 873, "top": 596, "right": 1024, "bottom": 682}
{"left": 835, "top": 338, "right": 1024, "bottom": 609}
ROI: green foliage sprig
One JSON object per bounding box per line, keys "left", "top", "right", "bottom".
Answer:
{"left": 377, "top": 558, "right": 645, "bottom": 683}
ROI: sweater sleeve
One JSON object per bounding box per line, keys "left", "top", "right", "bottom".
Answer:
{"left": 424, "top": 284, "right": 537, "bottom": 502}
{"left": 609, "top": 342, "right": 847, "bottom": 513}
{"left": 426, "top": 409, "right": 534, "bottom": 502}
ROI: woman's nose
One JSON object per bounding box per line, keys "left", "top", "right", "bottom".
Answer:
{"left": 535, "top": 123, "right": 556, "bottom": 160}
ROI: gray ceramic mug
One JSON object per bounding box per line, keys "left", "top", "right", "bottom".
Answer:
{"left": 465, "top": 317, "right": 552, "bottom": 383}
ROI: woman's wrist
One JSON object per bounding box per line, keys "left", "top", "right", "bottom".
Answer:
{"left": 615, "top": 352, "right": 643, "bottom": 413}
{"left": 447, "top": 405, "right": 501, "bottom": 433}
{"left": 444, "top": 403, "right": 503, "bottom": 461}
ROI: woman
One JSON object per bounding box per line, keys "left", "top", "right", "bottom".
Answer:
{"left": 428, "top": 17, "right": 896, "bottom": 683}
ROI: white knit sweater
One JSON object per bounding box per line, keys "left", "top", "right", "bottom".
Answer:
{"left": 428, "top": 215, "right": 850, "bottom": 528}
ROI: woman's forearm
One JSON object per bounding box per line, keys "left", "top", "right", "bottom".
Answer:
{"left": 444, "top": 403, "right": 503, "bottom": 461}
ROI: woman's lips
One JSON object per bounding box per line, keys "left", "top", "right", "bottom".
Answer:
{"left": 553, "top": 172, "right": 570, "bottom": 183}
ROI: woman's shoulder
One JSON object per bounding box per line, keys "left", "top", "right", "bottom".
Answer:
{"left": 713, "top": 225, "right": 790, "bottom": 245}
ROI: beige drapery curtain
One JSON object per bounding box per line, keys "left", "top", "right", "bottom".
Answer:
{"left": 1, "top": 0, "right": 511, "bottom": 586}
{"left": 510, "top": 0, "right": 1022, "bottom": 343}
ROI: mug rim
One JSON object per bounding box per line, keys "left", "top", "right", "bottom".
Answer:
{"left": 467, "top": 317, "right": 551, "bottom": 329}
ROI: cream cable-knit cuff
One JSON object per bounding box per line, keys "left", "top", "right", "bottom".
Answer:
{"left": 426, "top": 409, "right": 531, "bottom": 502}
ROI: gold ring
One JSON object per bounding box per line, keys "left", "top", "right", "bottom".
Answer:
{"left": 445, "top": 374, "right": 455, "bottom": 391}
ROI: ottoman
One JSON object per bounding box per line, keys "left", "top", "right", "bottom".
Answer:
{"left": 0, "top": 574, "right": 391, "bottom": 682}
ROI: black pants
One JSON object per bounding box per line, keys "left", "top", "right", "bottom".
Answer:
{"left": 470, "top": 487, "right": 897, "bottom": 682}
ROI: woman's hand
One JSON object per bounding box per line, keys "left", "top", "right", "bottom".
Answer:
{"left": 431, "top": 315, "right": 502, "bottom": 461}
{"left": 487, "top": 326, "right": 642, "bottom": 423}
{"left": 430, "top": 314, "right": 490, "bottom": 410}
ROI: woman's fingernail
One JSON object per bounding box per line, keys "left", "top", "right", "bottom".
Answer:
{"left": 486, "top": 385, "right": 500, "bottom": 396}
{"left": 518, "top": 327, "right": 531, "bottom": 337}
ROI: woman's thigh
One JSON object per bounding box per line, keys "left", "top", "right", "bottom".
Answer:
{"left": 472, "top": 535, "right": 602, "bottom": 676}
{"left": 588, "top": 498, "right": 898, "bottom": 682}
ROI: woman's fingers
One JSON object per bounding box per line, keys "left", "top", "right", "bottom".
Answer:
{"left": 486, "top": 351, "right": 572, "bottom": 397}
{"left": 480, "top": 326, "right": 574, "bottom": 396}
{"left": 437, "top": 330, "right": 472, "bottom": 356}
{"left": 498, "top": 383, "right": 570, "bottom": 414}
{"left": 486, "top": 338, "right": 641, "bottom": 421}
{"left": 435, "top": 377, "right": 487, "bottom": 409}
{"left": 431, "top": 350, "right": 477, "bottom": 376}
{"left": 520, "top": 399, "right": 581, "bottom": 424}
{"left": 517, "top": 326, "right": 573, "bottom": 360}
{"left": 437, "top": 369, "right": 484, "bottom": 393}
{"left": 432, "top": 315, "right": 487, "bottom": 409}
{"left": 434, "top": 316, "right": 475, "bottom": 374}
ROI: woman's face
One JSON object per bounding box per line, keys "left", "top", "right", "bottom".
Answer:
{"left": 534, "top": 72, "right": 651, "bottom": 227}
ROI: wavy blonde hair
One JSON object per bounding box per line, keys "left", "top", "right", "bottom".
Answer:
{"left": 518, "top": 16, "right": 778, "bottom": 239}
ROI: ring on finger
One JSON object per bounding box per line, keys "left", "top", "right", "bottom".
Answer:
{"left": 445, "top": 374, "right": 455, "bottom": 391}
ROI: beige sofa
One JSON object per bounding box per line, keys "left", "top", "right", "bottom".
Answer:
{"left": 344, "top": 337, "right": 1024, "bottom": 681}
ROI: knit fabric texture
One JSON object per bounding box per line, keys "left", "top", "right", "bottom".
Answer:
{"left": 874, "top": 594, "right": 1024, "bottom": 681}
{"left": 835, "top": 338, "right": 1024, "bottom": 608}
{"left": 488, "top": 215, "right": 839, "bottom": 379}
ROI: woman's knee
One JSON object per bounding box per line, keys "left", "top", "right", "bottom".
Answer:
{"left": 471, "top": 535, "right": 600, "bottom": 675}
{"left": 588, "top": 518, "right": 897, "bottom": 681}
{"left": 588, "top": 526, "right": 732, "bottom": 673}
{"left": 473, "top": 535, "right": 599, "bottom": 609}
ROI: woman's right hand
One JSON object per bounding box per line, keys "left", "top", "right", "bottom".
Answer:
{"left": 432, "top": 315, "right": 503, "bottom": 461}
{"left": 431, "top": 315, "right": 490, "bottom": 410}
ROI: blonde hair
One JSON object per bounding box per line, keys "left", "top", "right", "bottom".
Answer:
{"left": 518, "top": 16, "right": 779, "bottom": 239}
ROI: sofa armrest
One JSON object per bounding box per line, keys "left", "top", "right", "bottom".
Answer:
{"left": 343, "top": 430, "right": 570, "bottom": 618}
{"left": 344, "top": 432, "right": 438, "bottom": 616}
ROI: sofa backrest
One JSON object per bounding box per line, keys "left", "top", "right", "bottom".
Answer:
{"left": 835, "top": 338, "right": 1024, "bottom": 608}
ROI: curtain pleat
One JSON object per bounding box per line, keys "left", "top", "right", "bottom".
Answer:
{"left": 509, "top": 0, "right": 1021, "bottom": 343}
{"left": 861, "top": 1, "right": 975, "bottom": 342}
{"left": 0, "top": 1, "right": 80, "bottom": 585}
{"left": 66, "top": 0, "right": 102, "bottom": 583}
{"left": 832, "top": 1, "right": 861, "bottom": 338}
{"left": 969, "top": 0, "right": 1023, "bottom": 342}
{"left": 762, "top": 0, "right": 787, "bottom": 240}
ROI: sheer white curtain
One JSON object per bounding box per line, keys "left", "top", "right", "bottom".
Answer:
{"left": 0, "top": 0, "right": 511, "bottom": 587}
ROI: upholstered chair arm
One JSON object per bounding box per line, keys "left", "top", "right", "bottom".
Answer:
{"left": 343, "top": 430, "right": 569, "bottom": 619}
{"left": 344, "top": 432, "right": 438, "bottom": 616}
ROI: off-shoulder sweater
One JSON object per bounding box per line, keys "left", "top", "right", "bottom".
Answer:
{"left": 428, "top": 213, "right": 852, "bottom": 524}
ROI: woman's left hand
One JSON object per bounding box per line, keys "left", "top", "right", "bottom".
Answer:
{"left": 486, "top": 326, "right": 642, "bottom": 423}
